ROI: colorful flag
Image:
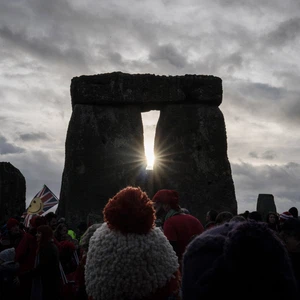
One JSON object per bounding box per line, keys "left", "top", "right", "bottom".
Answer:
{"left": 22, "top": 185, "right": 59, "bottom": 227}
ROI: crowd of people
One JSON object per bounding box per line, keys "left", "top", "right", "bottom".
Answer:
{"left": 1, "top": 187, "right": 300, "bottom": 299}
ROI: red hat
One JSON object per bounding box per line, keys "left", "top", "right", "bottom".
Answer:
{"left": 7, "top": 218, "right": 19, "bottom": 230}
{"left": 279, "top": 211, "right": 293, "bottom": 222}
{"left": 152, "top": 190, "right": 180, "bottom": 210}
{"left": 30, "top": 216, "right": 46, "bottom": 229}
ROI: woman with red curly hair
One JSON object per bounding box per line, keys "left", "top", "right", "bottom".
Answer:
{"left": 85, "top": 186, "right": 181, "bottom": 300}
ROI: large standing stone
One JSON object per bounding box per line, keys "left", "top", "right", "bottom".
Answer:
{"left": 0, "top": 162, "right": 26, "bottom": 223}
{"left": 58, "top": 104, "right": 146, "bottom": 225}
{"left": 256, "top": 194, "right": 276, "bottom": 221}
{"left": 153, "top": 104, "right": 236, "bottom": 221}
{"left": 59, "top": 72, "right": 237, "bottom": 226}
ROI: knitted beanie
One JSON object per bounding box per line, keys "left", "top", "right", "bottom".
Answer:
{"left": 280, "top": 211, "right": 293, "bottom": 222}
{"left": 85, "top": 187, "right": 180, "bottom": 300}
{"left": 182, "top": 222, "right": 299, "bottom": 300}
{"left": 152, "top": 189, "right": 180, "bottom": 210}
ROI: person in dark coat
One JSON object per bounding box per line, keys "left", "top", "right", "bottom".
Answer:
{"left": 15, "top": 215, "right": 47, "bottom": 299}
{"left": 182, "top": 221, "right": 299, "bottom": 300}
{"left": 30, "top": 225, "right": 61, "bottom": 300}
{"left": 0, "top": 247, "right": 20, "bottom": 300}
{"left": 280, "top": 218, "right": 300, "bottom": 291}
{"left": 0, "top": 218, "right": 23, "bottom": 251}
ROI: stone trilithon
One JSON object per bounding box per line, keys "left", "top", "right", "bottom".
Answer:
{"left": 58, "top": 72, "right": 237, "bottom": 226}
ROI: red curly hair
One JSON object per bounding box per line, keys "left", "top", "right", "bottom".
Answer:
{"left": 104, "top": 186, "right": 155, "bottom": 234}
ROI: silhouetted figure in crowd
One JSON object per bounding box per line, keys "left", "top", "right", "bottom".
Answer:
{"left": 152, "top": 189, "right": 204, "bottom": 266}
{"left": 182, "top": 221, "right": 299, "bottom": 300}
{"left": 16, "top": 216, "right": 46, "bottom": 299}
{"left": 230, "top": 215, "right": 247, "bottom": 223}
{"left": 205, "top": 209, "right": 218, "bottom": 230}
{"left": 0, "top": 218, "right": 23, "bottom": 252}
{"left": 30, "top": 225, "right": 61, "bottom": 300}
{"left": 289, "top": 207, "right": 299, "bottom": 219}
{"left": 54, "top": 223, "right": 69, "bottom": 242}
{"left": 215, "top": 211, "right": 233, "bottom": 225}
{"left": 248, "top": 211, "right": 262, "bottom": 222}
{"left": 75, "top": 223, "right": 102, "bottom": 300}
{"left": 279, "top": 211, "right": 294, "bottom": 228}
{"left": 0, "top": 248, "right": 19, "bottom": 300}
{"left": 239, "top": 210, "right": 249, "bottom": 219}
{"left": 280, "top": 218, "right": 300, "bottom": 290}
{"left": 266, "top": 212, "right": 280, "bottom": 232}
{"left": 44, "top": 212, "right": 58, "bottom": 231}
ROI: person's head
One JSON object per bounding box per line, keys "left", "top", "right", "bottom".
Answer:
{"left": 279, "top": 218, "right": 300, "bottom": 253}
{"left": 45, "top": 212, "right": 57, "bottom": 230}
{"left": 85, "top": 186, "right": 180, "bottom": 300}
{"left": 215, "top": 211, "right": 233, "bottom": 225}
{"left": 230, "top": 215, "right": 247, "bottom": 223}
{"left": 206, "top": 210, "right": 218, "bottom": 223}
{"left": 30, "top": 216, "right": 47, "bottom": 229}
{"left": 77, "top": 221, "right": 88, "bottom": 235}
{"left": 36, "top": 225, "right": 53, "bottom": 249}
{"left": 289, "top": 207, "right": 298, "bottom": 219}
{"left": 6, "top": 218, "right": 20, "bottom": 235}
{"left": 182, "top": 221, "right": 299, "bottom": 299}
{"left": 248, "top": 211, "right": 262, "bottom": 222}
{"left": 279, "top": 211, "right": 293, "bottom": 225}
{"left": 54, "top": 223, "right": 68, "bottom": 241}
{"left": 0, "top": 248, "right": 15, "bottom": 264}
{"left": 80, "top": 223, "right": 102, "bottom": 252}
{"left": 266, "top": 212, "right": 279, "bottom": 224}
{"left": 152, "top": 189, "right": 180, "bottom": 220}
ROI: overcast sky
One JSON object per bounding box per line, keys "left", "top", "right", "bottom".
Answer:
{"left": 1, "top": 0, "right": 300, "bottom": 215}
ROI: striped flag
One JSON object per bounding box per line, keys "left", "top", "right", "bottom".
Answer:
{"left": 22, "top": 185, "right": 59, "bottom": 227}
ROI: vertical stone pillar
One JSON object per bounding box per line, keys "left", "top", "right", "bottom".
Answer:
{"left": 58, "top": 104, "right": 146, "bottom": 225}
{"left": 154, "top": 104, "right": 236, "bottom": 222}
{"left": 0, "top": 162, "right": 26, "bottom": 221}
{"left": 256, "top": 194, "right": 276, "bottom": 221}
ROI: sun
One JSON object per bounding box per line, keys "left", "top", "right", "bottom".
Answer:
{"left": 145, "top": 147, "right": 155, "bottom": 170}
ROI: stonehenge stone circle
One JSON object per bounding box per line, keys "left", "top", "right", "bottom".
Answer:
{"left": 58, "top": 72, "right": 237, "bottom": 225}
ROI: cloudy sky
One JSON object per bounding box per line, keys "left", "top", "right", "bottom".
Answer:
{"left": 1, "top": 0, "right": 300, "bottom": 214}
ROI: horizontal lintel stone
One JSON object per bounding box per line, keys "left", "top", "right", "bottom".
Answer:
{"left": 71, "top": 72, "right": 222, "bottom": 108}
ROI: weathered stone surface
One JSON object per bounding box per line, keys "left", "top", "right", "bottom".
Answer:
{"left": 256, "top": 194, "right": 276, "bottom": 221}
{"left": 71, "top": 72, "right": 222, "bottom": 109}
{"left": 153, "top": 104, "right": 237, "bottom": 222}
{"left": 0, "top": 162, "right": 26, "bottom": 222}
{"left": 58, "top": 105, "right": 146, "bottom": 225}
{"left": 59, "top": 72, "right": 236, "bottom": 227}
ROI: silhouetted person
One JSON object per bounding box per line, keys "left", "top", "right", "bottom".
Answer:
{"left": 289, "top": 207, "right": 299, "bottom": 219}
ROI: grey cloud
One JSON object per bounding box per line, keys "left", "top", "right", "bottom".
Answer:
{"left": 232, "top": 162, "right": 300, "bottom": 212}
{"left": 19, "top": 132, "right": 49, "bottom": 142}
{"left": 149, "top": 44, "right": 188, "bottom": 69}
{"left": 266, "top": 18, "right": 300, "bottom": 47}
{"left": 261, "top": 150, "right": 276, "bottom": 160}
{"left": 249, "top": 150, "right": 276, "bottom": 160}
{"left": 0, "top": 26, "right": 88, "bottom": 70}
{"left": 249, "top": 151, "right": 258, "bottom": 158}
{"left": 0, "top": 136, "right": 25, "bottom": 154}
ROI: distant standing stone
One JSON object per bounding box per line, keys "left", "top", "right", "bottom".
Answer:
{"left": 0, "top": 162, "right": 26, "bottom": 222}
